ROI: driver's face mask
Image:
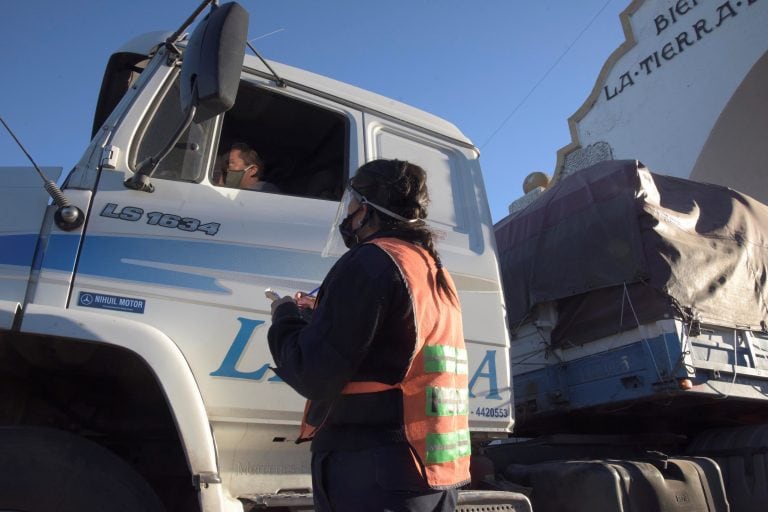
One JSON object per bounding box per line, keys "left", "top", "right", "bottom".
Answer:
{"left": 222, "top": 169, "right": 245, "bottom": 188}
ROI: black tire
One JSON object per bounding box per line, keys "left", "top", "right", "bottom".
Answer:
{"left": 0, "top": 426, "right": 166, "bottom": 512}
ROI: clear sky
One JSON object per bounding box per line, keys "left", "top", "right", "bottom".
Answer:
{"left": 0, "top": 0, "right": 627, "bottom": 222}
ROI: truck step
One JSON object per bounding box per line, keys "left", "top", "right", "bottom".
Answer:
{"left": 240, "top": 491, "right": 531, "bottom": 512}
{"left": 457, "top": 490, "right": 532, "bottom": 511}
{"left": 240, "top": 491, "right": 313, "bottom": 510}
{"left": 239, "top": 490, "right": 532, "bottom": 511}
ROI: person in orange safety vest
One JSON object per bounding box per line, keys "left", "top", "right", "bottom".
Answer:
{"left": 268, "top": 159, "right": 470, "bottom": 512}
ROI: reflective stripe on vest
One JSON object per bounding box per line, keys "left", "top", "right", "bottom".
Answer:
{"left": 424, "top": 345, "right": 468, "bottom": 374}
{"left": 425, "top": 429, "right": 472, "bottom": 464}
{"left": 298, "top": 238, "right": 470, "bottom": 489}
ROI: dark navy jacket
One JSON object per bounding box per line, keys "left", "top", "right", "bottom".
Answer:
{"left": 267, "top": 232, "right": 419, "bottom": 452}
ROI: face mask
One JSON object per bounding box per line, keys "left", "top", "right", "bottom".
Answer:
{"left": 338, "top": 205, "right": 369, "bottom": 248}
{"left": 223, "top": 169, "right": 244, "bottom": 188}
{"left": 322, "top": 182, "right": 418, "bottom": 258}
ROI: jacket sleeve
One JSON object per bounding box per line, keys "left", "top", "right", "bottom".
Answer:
{"left": 267, "top": 245, "right": 400, "bottom": 400}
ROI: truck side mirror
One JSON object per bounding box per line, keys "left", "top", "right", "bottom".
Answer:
{"left": 180, "top": 1, "right": 248, "bottom": 123}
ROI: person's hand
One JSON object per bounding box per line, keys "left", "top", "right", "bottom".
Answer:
{"left": 294, "top": 291, "right": 317, "bottom": 310}
{"left": 270, "top": 295, "right": 295, "bottom": 316}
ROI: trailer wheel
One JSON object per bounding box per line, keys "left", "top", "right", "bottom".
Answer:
{"left": 0, "top": 426, "right": 165, "bottom": 512}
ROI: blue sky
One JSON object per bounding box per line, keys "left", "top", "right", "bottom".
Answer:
{"left": 0, "top": 0, "right": 626, "bottom": 222}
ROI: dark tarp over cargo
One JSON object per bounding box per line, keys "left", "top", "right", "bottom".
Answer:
{"left": 495, "top": 160, "right": 768, "bottom": 346}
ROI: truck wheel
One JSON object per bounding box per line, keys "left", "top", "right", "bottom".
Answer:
{"left": 0, "top": 426, "right": 165, "bottom": 512}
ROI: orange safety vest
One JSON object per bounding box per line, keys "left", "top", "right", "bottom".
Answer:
{"left": 298, "top": 237, "right": 471, "bottom": 489}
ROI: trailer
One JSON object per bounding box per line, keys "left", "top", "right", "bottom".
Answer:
{"left": 492, "top": 159, "right": 768, "bottom": 511}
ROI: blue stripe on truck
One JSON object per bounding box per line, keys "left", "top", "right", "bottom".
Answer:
{"left": 74, "top": 235, "right": 334, "bottom": 292}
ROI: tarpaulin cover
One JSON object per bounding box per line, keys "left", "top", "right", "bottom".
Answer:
{"left": 494, "top": 160, "right": 768, "bottom": 346}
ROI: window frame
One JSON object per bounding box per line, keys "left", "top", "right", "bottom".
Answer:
{"left": 209, "top": 72, "right": 356, "bottom": 202}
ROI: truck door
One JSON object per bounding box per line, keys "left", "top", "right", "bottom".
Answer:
{"left": 364, "top": 113, "right": 514, "bottom": 431}
{"left": 70, "top": 67, "right": 364, "bottom": 427}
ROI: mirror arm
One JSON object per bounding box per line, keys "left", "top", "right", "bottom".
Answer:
{"left": 166, "top": 0, "right": 218, "bottom": 46}
{"left": 247, "top": 41, "right": 286, "bottom": 88}
{"left": 123, "top": 103, "right": 197, "bottom": 193}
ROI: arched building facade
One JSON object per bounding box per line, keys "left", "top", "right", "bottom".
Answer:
{"left": 554, "top": 0, "right": 766, "bottom": 202}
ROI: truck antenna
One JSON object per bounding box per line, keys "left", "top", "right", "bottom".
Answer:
{"left": 0, "top": 115, "right": 84, "bottom": 230}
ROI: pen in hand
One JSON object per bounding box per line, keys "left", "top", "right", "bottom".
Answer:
{"left": 296, "top": 286, "right": 319, "bottom": 309}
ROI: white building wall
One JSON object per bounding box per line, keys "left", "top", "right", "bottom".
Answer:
{"left": 558, "top": 0, "right": 768, "bottom": 180}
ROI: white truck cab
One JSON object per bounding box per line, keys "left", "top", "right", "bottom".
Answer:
{"left": 0, "top": 3, "right": 515, "bottom": 511}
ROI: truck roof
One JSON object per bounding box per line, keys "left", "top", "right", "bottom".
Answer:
{"left": 122, "top": 32, "right": 473, "bottom": 149}
{"left": 242, "top": 54, "right": 472, "bottom": 146}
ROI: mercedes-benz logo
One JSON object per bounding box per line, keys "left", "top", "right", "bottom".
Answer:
{"left": 80, "top": 293, "right": 94, "bottom": 306}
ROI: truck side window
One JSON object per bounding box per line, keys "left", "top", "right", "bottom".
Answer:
{"left": 214, "top": 80, "right": 348, "bottom": 200}
{"left": 131, "top": 72, "right": 217, "bottom": 182}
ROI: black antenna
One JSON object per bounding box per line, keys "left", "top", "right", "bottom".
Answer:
{"left": 0, "top": 114, "right": 83, "bottom": 230}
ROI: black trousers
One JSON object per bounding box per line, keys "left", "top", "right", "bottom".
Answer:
{"left": 311, "top": 443, "right": 458, "bottom": 512}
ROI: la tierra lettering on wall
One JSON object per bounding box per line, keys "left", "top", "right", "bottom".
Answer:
{"left": 604, "top": 0, "right": 760, "bottom": 101}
